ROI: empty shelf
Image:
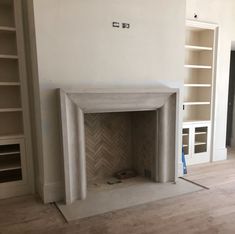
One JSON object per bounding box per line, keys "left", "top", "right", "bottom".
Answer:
{"left": 0, "top": 134, "right": 24, "bottom": 140}
{"left": 0, "top": 82, "right": 20, "bottom": 86}
{"left": 184, "top": 84, "right": 211, "bottom": 87}
{"left": 183, "top": 120, "right": 211, "bottom": 124}
{"left": 195, "top": 142, "right": 207, "bottom": 146}
{"left": 185, "top": 45, "right": 213, "bottom": 51}
{"left": 0, "top": 162, "right": 21, "bottom": 172}
{"left": 184, "top": 65, "right": 212, "bottom": 69}
{"left": 184, "top": 102, "right": 211, "bottom": 106}
{"left": 183, "top": 144, "right": 188, "bottom": 147}
{"left": 195, "top": 132, "right": 207, "bottom": 135}
{"left": 0, "top": 151, "right": 20, "bottom": 156}
{"left": 0, "top": 108, "right": 22, "bottom": 112}
{"left": 0, "top": 55, "right": 18, "bottom": 59}
{"left": 0, "top": 26, "right": 16, "bottom": 32}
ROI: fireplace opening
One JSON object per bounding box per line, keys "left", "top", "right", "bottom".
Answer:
{"left": 84, "top": 110, "right": 157, "bottom": 189}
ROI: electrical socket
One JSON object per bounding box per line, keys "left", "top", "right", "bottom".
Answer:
{"left": 112, "top": 22, "right": 120, "bottom": 28}
{"left": 122, "top": 23, "right": 130, "bottom": 29}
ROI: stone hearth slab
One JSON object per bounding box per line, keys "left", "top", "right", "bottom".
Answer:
{"left": 56, "top": 178, "right": 203, "bottom": 221}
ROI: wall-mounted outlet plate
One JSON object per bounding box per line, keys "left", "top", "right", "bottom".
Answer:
{"left": 122, "top": 23, "right": 130, "bottom": 29}
{"left": 112, "top": 22, "right": 120, "bottom": 28}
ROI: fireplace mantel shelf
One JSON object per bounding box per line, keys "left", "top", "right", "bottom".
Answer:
{"left": 59, "top": 88, "right": 180, "bottom": 114}
{"left": 60, "top": 87, "right": 179, "bottom": 94}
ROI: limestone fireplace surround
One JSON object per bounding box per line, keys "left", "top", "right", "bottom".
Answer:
{"left": 58, "top": 87, "right": 181, "bottom": 206}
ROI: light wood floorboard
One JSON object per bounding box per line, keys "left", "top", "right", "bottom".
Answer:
{"left": 1, "top": 151, "right": 235, "bottom": 233}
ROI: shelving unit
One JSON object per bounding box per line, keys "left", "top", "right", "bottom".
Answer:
{"left": 0, "top": 0, "right": 34, "bottom": 199}
{"left": 182, "top": 20, "right": 218, "bottom": 165}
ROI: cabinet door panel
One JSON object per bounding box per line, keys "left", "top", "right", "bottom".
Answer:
{"left": 184, "top": 123, "right": 211, "bottom": 165}
{"left": 182, "top": 128, "right": 190, "bottom": 156}
{"left": 194, "top": 126, "right": 208, "bottom": 154}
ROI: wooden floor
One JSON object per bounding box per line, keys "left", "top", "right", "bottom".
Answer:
{"left": 1, "top": 151, "right": 235, "bottom": 234}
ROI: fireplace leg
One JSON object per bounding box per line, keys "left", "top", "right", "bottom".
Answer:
{"left": 77, "top": 108, "right": 87, "bottom": 200}
{"left": 158, "top": 94, "right": 176, "bottom": 183}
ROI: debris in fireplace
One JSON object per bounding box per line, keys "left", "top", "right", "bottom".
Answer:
{"left": 107, "top": 178, "right": 122, "bottom": 185}
{"left": 115, "top": 169, "right": 137, "bottom": 180}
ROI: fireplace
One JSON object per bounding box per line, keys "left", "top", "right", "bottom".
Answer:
{"left": 59, "top": 88, "right": 181, "bottom": 205}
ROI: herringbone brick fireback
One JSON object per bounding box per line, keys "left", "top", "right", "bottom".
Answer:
{"left": 85, "top": 112, "right": 133, "bottom": 182}
{"left": 84, "top": 111, "right": 156, "bottom": 183}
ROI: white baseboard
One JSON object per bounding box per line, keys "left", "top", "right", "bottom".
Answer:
{"left": 35, "top": 177, "right": 43, "bottom": 199}
{"left": 231, "top": 137, "right": 235, "bottom": 148}
{"left": 42, "top": 181, "right": 64, "bottom": 203}
{"left": 0, "top": 182, "right": 31, "bottom": 200}
{"left": 177, "top": 162, "right": 184, "bottom": 177}
{"left": 212, "top": 148, "right": 227, "bottom": 162}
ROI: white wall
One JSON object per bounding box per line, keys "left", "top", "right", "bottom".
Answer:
{"left": 186, "top": 0, "right": 235, "bottom": 161}
{"left": 32, "top": 0, "right": 186, "bottom": 202}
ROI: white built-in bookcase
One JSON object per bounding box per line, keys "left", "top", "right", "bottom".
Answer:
{"left": 0, "top": 0, "right": 34, "bottom": 199}
{"left": 183, "top": 20, "right": 218, "bottom": 165}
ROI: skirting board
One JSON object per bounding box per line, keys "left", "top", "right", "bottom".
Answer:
{"left": 178, "top": 162, "right": 184, "bottom": 177}
{"left": 212, "top": 148, "right": 227, "bottom": 162}
{"left": 230, "top": 137, "right": 235, "bottom": 148}
{"left": 56, "top": 178, "right": 203, "bottom": 221}
{"left": 42, "top": 181, "right": 64, "bottom": 203}
{"left": 0, "top": 182, "right": 31, "bottom": 200}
